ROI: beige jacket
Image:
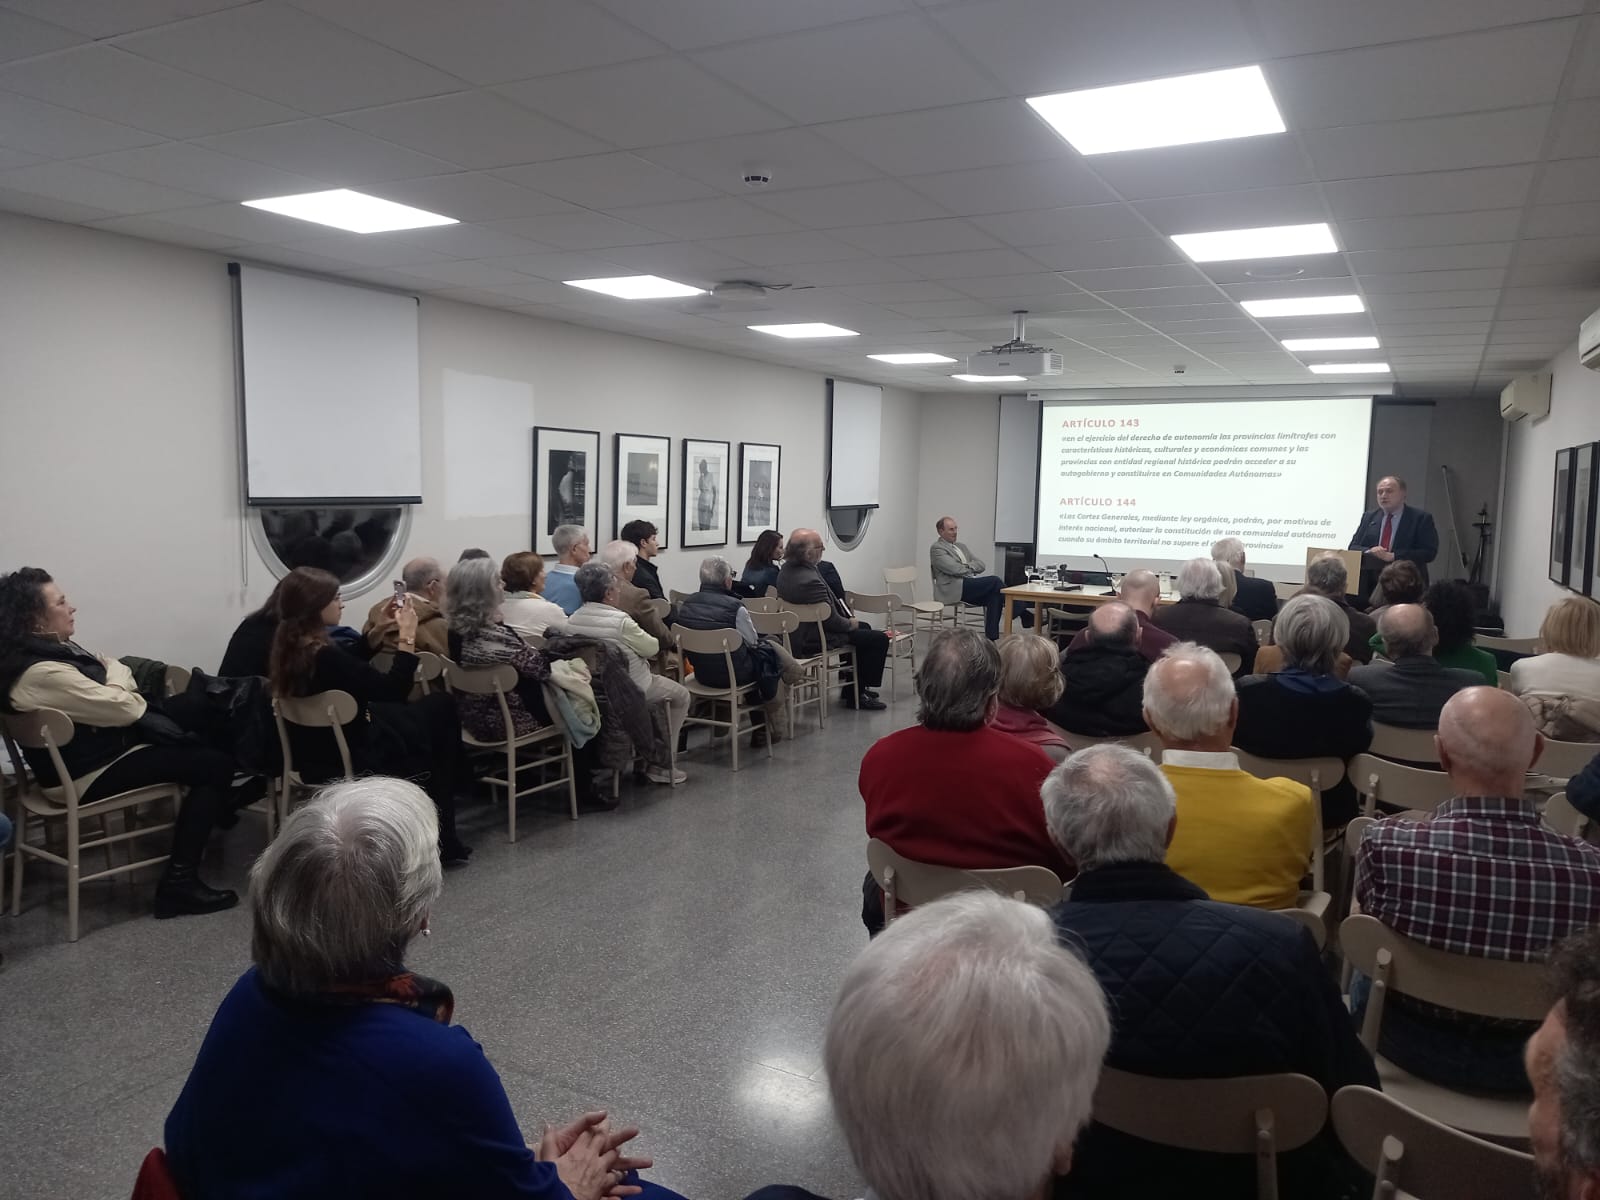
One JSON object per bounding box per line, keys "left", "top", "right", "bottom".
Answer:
{"left": 363, "top": 594, "right": 448, "bottom": 657}
{"left": 8, "top": 657, "right": 148, "bottom": 793}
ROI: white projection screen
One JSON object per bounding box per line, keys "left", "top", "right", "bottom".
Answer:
{"left": 828, "top": 379, "right": 882, "bottom": 508}
{"left": 235, "top": 263, "right": 422, "bottom": 504}
{"left": 1036, "top": 395, "right": 1374, "bottom": 581}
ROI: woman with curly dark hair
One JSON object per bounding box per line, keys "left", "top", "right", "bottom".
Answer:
{"left": 0, "top": 567, "right": 237, "bottom": 918}
{"left": 1425, "top": 579, "right": 1498, "bottom": 685}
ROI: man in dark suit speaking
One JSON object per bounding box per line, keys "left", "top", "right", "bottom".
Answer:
{"left": 1348, "top": 475, "right": 1439, "bottom": 601}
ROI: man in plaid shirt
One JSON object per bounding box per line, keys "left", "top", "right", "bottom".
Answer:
{"left": 1354, "top": 687, "right": 1600, "bottom": 1093}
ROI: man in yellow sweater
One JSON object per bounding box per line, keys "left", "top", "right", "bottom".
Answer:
{"left": 1143, "top": 642, "right": 1312, "bottom": 910}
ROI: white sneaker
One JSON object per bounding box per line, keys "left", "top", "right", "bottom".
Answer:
{"left": 646, "top": 765, "right": 688, "bottom": 786}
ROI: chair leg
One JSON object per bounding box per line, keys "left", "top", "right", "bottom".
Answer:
{"left": 10, "top": 810, "right": 24, "bottom": 917}
{"left": 563, "top": 741, "right": 578, "bottom": 821}
{"left": 506, "top": 742, "right": 518, "bottom": 844}
{"left": 67, "top": 808, "right": 81, "bottom": 944}
{"left": 730, "top": 694, "right": 740, "bottom": 772}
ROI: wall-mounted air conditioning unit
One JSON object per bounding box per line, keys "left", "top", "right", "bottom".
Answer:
{"left": 1500, "top": 372, "right": 1552, "bottom": 422}
{"left": 1581, "top": 306, "right": 1600, "bottom": 371}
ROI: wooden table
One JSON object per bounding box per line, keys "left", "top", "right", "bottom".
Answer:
{"left": 1001, "top": 583, "right": 1176, "bottom": 635}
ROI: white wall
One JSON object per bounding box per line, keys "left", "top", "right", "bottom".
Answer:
{"left": 0, "top": 214, "right": 922, "bottom": 670}
{"left": 916, "top": 391, "right": 1001, "bottom": 574}
{"left": 1499, "top": 341, "right": 1597, "bottom": 635}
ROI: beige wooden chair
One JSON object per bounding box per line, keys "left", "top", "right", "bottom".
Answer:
{"left": 672, "top": 627, "right": 773, "bottom": 772}
{"left": 867, "top": 838, "right": 1063, "bottom": 923}
{"left": 1219, "top": 651, "right": 1243, "bottom": 674}
{"left": 1252, "top": 619, "right": 1273, "bottom": 646}
{"left": 668, "top": 588, "right": 694, "bottom": 611}
{"left": 646, "top": 597, "right": 671, "bottom": 624}
{"left": 1340, "top": 913, "right": 1544, "bottom": 1145}
{"left": 1233, "top": 751, "right": 1340, "bottom": 941}
{"left": 1477, "top": 634, "right": 1538, "bottom": 655}
{"left": 1057, "top": 728, "right": 1164, "bottom": 757}
{"left": 883, "top": 565, "right": 947, "bottom": 645}
{"left": 2, "top": 709, "right": 182, "bottom": 942}
{"left": 1368, "top": 722, "right": 1441, "bottom": 764}
{"left": 847, "top": 590, "right": 914, "bottom": 702}
{"left": 164, "top": 664, "right": 279, "bottom": 840}
{"left": 750, "top": 609, "right": 807, "bottom": 737}
{"left": 1091, "top": 1068, "right": 1329, "bottom": 1200}
{"left": 369, "top": 650, "right": 445, "bottom": 699}
{"left": 1349, "top": 754, "right": 1456, "bottom": 818}
{"left": 1331, "top": 1084, "right": 1534, "bottom": 1199}
{"left": 1496, "top": 669, "right": 1513, "bottom": 690}
{"left": 443, "top": 662, "right": 576, "bottom": 838}
{"left": 1543, "top": 790, "right": 1590, "bottom": 839}
{"left": 1536, "top": 737, "right": 1599, "bottom": 785}
{"left": 789, "top": 599, "right": 858, "bottom": 714}
{"left": 272, "top": 691, "right": 357, "bottom": 826}
{"left": 743, "top": 595, "right": 783, "bottom": 614}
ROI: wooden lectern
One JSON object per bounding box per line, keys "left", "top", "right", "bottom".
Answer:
{"left": 1305, "top": 546, "right": 1363, "bottom": 594}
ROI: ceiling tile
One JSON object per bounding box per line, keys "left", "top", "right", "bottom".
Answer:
{"left": 1026, "top": 237, "right": 1184, "bottom": 272}
{"left": 0, "top": 91, "right": 161, "bottom": 157}
{"left": 1272, "top": 21, "right": 1574, "bottom": 130}
{"left": 365, "top": 173, "right": 577, "bottom": 222}
{"left": 1368, "top": 289, "right": 1502, "bottom": 311}
{"left": 0, "top": 8, "right": 86, "bottom": 62}
{"left": 971, "top": 203, "right": 1150, "bottom": 247}
{"left": 498, "top": 57, "right": 789, "bottom": 149}
{"left": 636, "top": 127, "right": 878, "bottom": 194}
{"left": 494, "top": 153, "right": 718, "bottom": 209}
{"left": 0, "top": 145, "right": 40, "bottom": 170}
{"left": 150, "top": 200, "right": 341, "bottom": 243}
{"left": 1062, "top": 264, "right": 1212, "bottom": 292}
{"left": 1088, "top": 136, "right": 1314, "bottom": 201}
{"left": 120, "top": 3, "right": 462, "bottom": 114}
{"left": 1549, "top": 97, "right": 1600, "bottom": 160}
{"left": 833, "top": 281, "right": 967, "bottom": 304}
{"left": 816, "top": 100, "right": 1070, "bottom": 177}
{"left": 900, "top": 157, "right": 1117, "bottom": 218}
{"left": 701, "top": 229, "right": 861, "bottom": 265}
{"left": 1339, "top": 209, "right": 1524, "bottom": 252}
{"left": 0, "top": 160, "right": 210, "bottom": 213}
{"left": 194, "top": 119, "right": 458, "bottom": 185}
{"left": 276, "top": 232, "right": 453, "bottom": 268}
{"left": 388, "top": 223, "right": 553, "bottom": 260}
{"left": 232, "top": 241, "right": 411, "bottom": 274}
{"left": 610, "top": 196, "right": 800, "bottom": 240}
{"left": 587, "top": 242, "right": 755, "bottom": 281}
{"left": 287, "top": 0, "right": 662, "bottom": 84}
{"left": 1524, "top": 201, "right": 1600, "bottom": 239}
{"left": 1535, "top": 158, "right": 1600, "bottom": 205}
{"left": 85, "top": 212, "right": 243, "bottom": 249}
{"left": 1505, "top": 260, "right": 1600, "bottom": 288}
{"left": 747, "top": 178, "right": 950, "bottom": 228}
{"left": 1357, "top": 269, "right": 1508, "bottom": 294}
{"left": 1322, "top": 166, "right": 1537, "bottom": 221}
{"left": 1301, "top": 106, "right": 1553, "bottom": 178}
{"left": 1130, "top": 185, "right": 1330, "bottom": 235}
{"left": 590, "top": 0, "right": 910, "bottom": 51}
{"left": 1198, "top": 254, "right": 1350, "bottom": 287}
{"left": 390, "top": 259, "right": 542, "bottom": 288}
{"left": 692, "top": 14, "right": 1000, "bottom": 124}
{"left": 831, "top": 218, "right": 1000, "bottom": 256}
{"left": 495, "top": 250, "right": 632, "bottom": 280}
{"left": 889, "top": 247, "right": 1048, "bottom": 278}
{"left": 944, "top": 273, "right": 1093, "bottom": 300}
{"left": 0, "top": 0, "right": 255, "bottom": 39}
{"left": 75, "top": 142, "right": 323, "bottom": 201}
{"left": 335, "top": 92, "right": 608, "bottom": 170}
{"left": 1093, "top": 284, "right": 1225, "bottom": 308}
{"left": 0, "top": 184, "right": 117, "bottom": 222}
{"left": 780, "top": 258, "right": 923, "bottom": 286}
{"left": 880, "top": 298, "right": 1003, "bottom": 318}
{"left": 1517, "top": 235, "right": 1600, "bottom": 266}
{"left": 487, "top": 210, "right": 670, "bottom": 250}
{"left": 929, "top": 0, "right": 1260, "bottom": 95}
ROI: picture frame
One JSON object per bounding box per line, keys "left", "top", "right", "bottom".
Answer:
{"left": 532, "top": 426, "right": 600, "bottom": 556}
{"left": 614, "top": 432, "right": 670, "bottom": 548}
{"left": 1575, "top": 441, "right": 1598, "bottom": 596}
{"left": 737, "top": 442, "right": 782, "bottom": 544}
{"left": 682, "top": 438, "right": 730, "bottom": 548}
{"left": 1551, "top": 446, "right": 1575, "bottom": 587}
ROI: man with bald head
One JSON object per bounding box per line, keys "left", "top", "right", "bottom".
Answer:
{"left": 1049, "top": 603, "right": 1150, "bottom": 737}
{"left": 1347, "top": 603, "right": 1479, "bottom": 727}
{"left": 363, "top": 555, "right": 448, "bottom": 656}
{"left": 1356, "top": 687, "right": 1600, "bottom": 1092}
{"left": 777, "top": 528, "right": 888, "bottom": 710}
{"left": 1066, "top": 569, "right": 1178, "bottom": 663}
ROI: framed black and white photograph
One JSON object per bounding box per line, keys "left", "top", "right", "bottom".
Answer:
{"left": 682, "top": 438, "right": 730, "bottom": 548}
{"left": 738, "top": 442, "right": 781, "bottom": 544}
{"left": 1551, "top": 446, "right": 1575, "bottom": 587}
{"left": 532, "top": 426, "right": 599, "bottom": 556}
{"left": 1575, "top": 441, "right": 1597, "bottom": 596}
{"left": 614, "top": 432, "right": 670, "bottom": 547}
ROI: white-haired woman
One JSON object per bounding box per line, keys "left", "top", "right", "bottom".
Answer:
{"left": 445, "top": 555, "right": 553, "bottom": 743}
{"left": 1233, "top": 594, "right": 1373, "bottom": 826}
{"left": 163, "top": 777, "right": 682, "bottom": 1200}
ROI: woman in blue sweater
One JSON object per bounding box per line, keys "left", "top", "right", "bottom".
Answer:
{"left": 164, "top": 777, "right": 680, "bottom": 1200}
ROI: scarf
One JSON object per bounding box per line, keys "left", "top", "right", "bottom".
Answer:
{"left": 315, "top": 971, "right": 456, "bottom": 1025}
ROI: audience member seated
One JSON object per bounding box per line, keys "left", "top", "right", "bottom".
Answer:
{"left": 457, "top": 547, "right": 491, "bottom": 562}
{"left": 364, "top": 557, "right": 448, "bottom": 657}
{"left": 857, "top": 628, "right": 1070, "bottom": 934}
{"left": 1151, "top": 558, "right": 1256, "bottom": 674}
{"left": 1366, "top": 558, "right": 1425, "bottom": 626}
{"left": 1425, "top": 578, "right": 1498, "bottom": 685}
{"left": 1211, "top": 536, "right": 1279, "bottom": 622}
{"left": 740, "top": 528, "right": 784, "bottom": 597}
{"left": 1568, "top": 745, "right": 1600, "bottom": 822}
{"left": 1510, "top": 594, "right": 1600, "bottom": 742}
{"left": 1045, "top": 745, "right": 1377, "bottom": 1200}
{"left": 745, "top": 892, "right": 1109, "bottom": 1200}
{"left": 443, "top": 557, "right": 552, "bottom": 743}
{"left": 269, "top": 567, "right": 469, "bottom": 864}
{"left": 620, "top": 520, "right": 666, "bottom": 601}
{"left": 1234, "top": 595, "right": 1373, "bottom": 828}
{"left": 165, "top": 778, "right": 676, "bottom": 1200}
{"left": 564, "top": 562, "right": 690, "bottom": 786}
{"left": 498, "top": 552, "right": 567, "bottom": 642}
{"left": 1066, "top": 569, "right": 1177, "bottom": 663}
{"left": 1348, "top": 604, "right": 1479, "bottom": 728}
{"left": 1354, "top": 687, "right": 1600, "bottom": 1093}
{"left": 1527, "top": 927, "right": 1600, "bottom": 1197}
{"left": 599, "top": 540, "right": 673, "bottom": 672}
{"left": 674, "top": 556, "right": 804, "bottom": 748}
{"left": 1146, "top": 644, "right": 1313, "bottom": 910}
{"left": 220, "top": 574, "right": 292, "bottom": 677}
{"left": 929, "top": 516, "right": 1010, "bottom": 640}
{"left": 541, "top": 524, "right": 592, "bottom": 617}
{"left": 0, "top": 567, "right": 239, "bottom": 918}
{"left": 778, "top": 528, "right": 888, "bottom": 712}
{"left": 990, "top": 634, "right": 1069, "bottom": 763}
{"left": 1049, "top": 603, "right": 1150, "bottom": 738}
{"left": 1298, "top": 553, "right": 1375, "bottom": 665}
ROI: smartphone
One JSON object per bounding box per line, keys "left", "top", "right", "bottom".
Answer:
{"left": 392, "top": 580, "right": 407, "bottom": 608}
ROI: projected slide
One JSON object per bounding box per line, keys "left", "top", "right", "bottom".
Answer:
{"left": 1036, "top": 396, "right": 1373, "bottom": 576}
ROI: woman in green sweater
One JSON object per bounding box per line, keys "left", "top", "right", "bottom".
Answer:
{"left": 1425, "top": 579, "right": 1499, "bottom": 685}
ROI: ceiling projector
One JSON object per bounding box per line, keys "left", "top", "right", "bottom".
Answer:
{"left": 965, "top": 311, "right": 1064, "bottom": 377}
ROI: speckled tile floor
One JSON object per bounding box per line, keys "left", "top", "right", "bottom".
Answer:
{"left": 0, "top": 688, "right": 915, "bottom": 1200}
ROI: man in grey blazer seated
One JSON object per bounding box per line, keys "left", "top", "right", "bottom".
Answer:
{"left": 777, "top": 528, "right": 888, "bottom": 711}
{"left": 929, "top": 517, "right": 1022, "bottom": 639}
{"left": 1348, "top": 604, "right": 1479, "bottom": 728}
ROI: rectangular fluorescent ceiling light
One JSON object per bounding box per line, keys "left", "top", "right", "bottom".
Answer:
{"left": 1173, "top": 222, "right": 1337, "bottom": 263}
{"left": 1308, "top": 361, "right": 1390, "bottom": 374}
{"left": 242, "top": 188, "right": 456, "bottom": 233}
{"left": 1026, "top": 65, "right": 1285, "bottom": 155}
{"left": 952, "top": 374, "right": 1027, "bottom": 383}
{"left": 748, "top": 323, "right": 858, "bottom": 338}
{"left": 565, "top": 275, "right": 705, "bottom": 299}
{"left": 1280, "top": 336, "right": 1380, "bottom": 351}
{"left": 1241, "top": 295, "right": 1365, "bottom": 318}
{"left": 868, "top": 352, "right": 957, "bottom": 364}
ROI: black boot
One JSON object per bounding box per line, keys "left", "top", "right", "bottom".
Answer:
{"left": 153, "top": 863, "right": 238, "bottom": 919}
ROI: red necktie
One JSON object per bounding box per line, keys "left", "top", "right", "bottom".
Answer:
{"left": 1380, "top": 513, "right": 1393, "bottom": 551}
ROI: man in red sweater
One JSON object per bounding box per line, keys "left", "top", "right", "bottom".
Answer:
{"left": 859, "top": 627, "right": 1070, "bottom": 933}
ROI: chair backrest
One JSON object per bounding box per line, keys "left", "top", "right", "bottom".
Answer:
{"left": 1092, "top": 1067, "right": 1328, "bottom": 1157}
{"left": 413, "top": 651, "right": 444, "bottom": 684}
{"left": 1252, "top": 619, "right": 1273, "bottom": 646}
{"left": 1, "top": 708, "right": 78, "bottom": 800}
{"left": 672, "top": 626, "right": 744, "bottom": 656}
{"left": 669, "top": 589, "right": 694, "bottom": 607}
{"left": 1497, "top": 669, "right": 1513, "bottom": 690}
{"left": 764, "top": 585, "right": 778, "bottom": 598}
{"left": 1339, "top": 913, "right": 1550, "bottom": 1024}
{"left": 1478, "top": 634, "right": 1539, "bottom": 654}
{"left": 647, "top": 597, "right": 672, "bottom": 622}
{"left": 1058, "top": 728, "right": 1163, "bottom": 757}
{"left": 1539, "top": 737, "right": 1600, "bottom": 782}
{"left": 162, "top": 665, "right": 194, "bottom": 698}
{"left": 750, "top": 610, "right": 799, "bottom": 639}
{"left": 1330, "top": 1085, "right": 1534, "bottom": 1199}
{"left": 846, "top": 590, "right": 903, "bottom": 617}
{"left": 743, "top": 596, "right": 783, "bottom": 614}
{"left": 788, "top": 600, "right": 834, "bottom": 650}
{"left": 1543, "top": 790, "right": 1591, "bottom": 839}
{"left": 1219, "top": 651, "right": 1242, "bottom": 673}
{"left": 1348, "top": 753, "right": 1456, "bottom": 818}
{"left": 442, "top": 661, "right": 517, "bottom": 696}
{"left": 866, "top": 838, "right": 1063, "bottom": 915}
{"left": 1368, "top": 722, "right": 1442, "bottom": 764}
{"left": 883, "top": 566, "right": 924, "bottom": 604}
{"left": 273, "top": 690, "right": 358, "bottom": 781}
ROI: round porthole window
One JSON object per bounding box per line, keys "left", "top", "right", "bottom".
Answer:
{"left": 248, "top": 504, "right": 413, "bottom": 593}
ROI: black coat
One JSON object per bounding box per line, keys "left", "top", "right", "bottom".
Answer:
{"left": 1151, "top": 598, "right": 1257, "bottom": 674}
{"left": 631, "top": 556, "right": 665, "bottom": 601}
{"left": 219, "top": 610, "right": 276, "bottom": 678}
{"left": 1053, "top": 863, "right": 1378, "bottom": 1200}
{"left": 1346, "top": 655, "right": 1480, "bottom": 728}
{"left": 1047, "top": 644, "right": 1149, "bottom": 736}
{"left": 1233, "top": 671, "right": 1374, "bottom": 826}
{"left": 1230, "top": 572, "right": 1279, "bottom": 623}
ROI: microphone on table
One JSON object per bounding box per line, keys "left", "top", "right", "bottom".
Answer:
{"left": 1092, "top": 553, "right": 1114, "bottom": 588}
